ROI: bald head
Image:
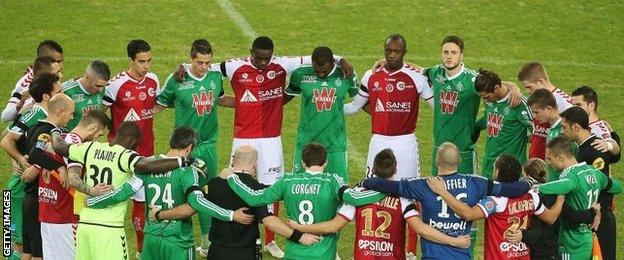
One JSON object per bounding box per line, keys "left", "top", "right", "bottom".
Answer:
{"left": 48, "top": 93, "right": 73, "bottom": 113}
{"left": 436, "top": 142, "right": 460, "bottom": 173}
{"left": 232, "top": 145, "right": 258, "bottom": 168}
{"left": 47, "top": 93, "right": 75, "bottom": 127}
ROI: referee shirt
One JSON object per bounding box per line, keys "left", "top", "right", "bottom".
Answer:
{"left": 207, "top": 171, "right": 271, "bottom": 248}
{"left": 577, "top": 134, "right": 619, "bottom": 210}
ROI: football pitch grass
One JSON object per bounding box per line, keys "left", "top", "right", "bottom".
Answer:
{"left": 1, "top": 1, "right": 623, "bottom": 259}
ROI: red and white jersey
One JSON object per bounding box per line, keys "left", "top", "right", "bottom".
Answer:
{"left": 359, "top": 64, "right": 433, "bottom": 136}
{"left": 339, "top": 193, "right": 418, "bottom": 260}
{"left": 222, "top": 56, "right": 310, "bottom": 138}
{"left": 477, "top": 190, "right": 545, "bottom": 260}
{"left": 589, "top": 120, "right": 613, "bottom": 141}
{"left": 103, "top": 71, "right": 159, "bottom": 156}
{"left": 38, "top": 133, "right": 82, "bottom": 224}
{"left": 9, "top": 66, "right": 34, "bottom": 104}
{"left": 529, "top": 87, "right": 573, "bottom": 159}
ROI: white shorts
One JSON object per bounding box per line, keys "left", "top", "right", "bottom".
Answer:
{"left": 132, "top": 185, "right": 146, "bottom": 202}
{"left": 41, "top": 222, "right": 77, "bottom": 260}
{"left": 366, "top": 133, "right": 420, "bottom": 180}
{"left": 232, "top": 136, "right": 284, "bottom": 185}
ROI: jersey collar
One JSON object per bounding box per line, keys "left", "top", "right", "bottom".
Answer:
{"left": 185, "top": 66, "right": 207, "bottom": 82}
{"left": 305, "top": 170, "right": 323, "bottom": 175}
{"left": 33, "top": 104, "right": 49, "bottom": 117}
{"left": 497, "top": 91, "right": 512, "bottom": 103}
{"left": 77, "top": 78, "right": 92, "bottom": 95}
{"left": 445, "top": 63, "right": 465, "bottom": 81}
{"left": 551, "top": 117, "right": 562, "bottom": 127}
{"left": 382, "top": 63, "right": 406, "bottom": 76}
{"left": 579, "top": 134, "right": 596, "bottom": 146}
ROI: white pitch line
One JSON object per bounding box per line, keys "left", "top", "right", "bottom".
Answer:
{"left": 214, "top": 0, "right": 257, "bottom": 40}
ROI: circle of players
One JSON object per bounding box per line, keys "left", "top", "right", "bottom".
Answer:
{"left": 2, "top": 34, "right": 621, "bottom": 260}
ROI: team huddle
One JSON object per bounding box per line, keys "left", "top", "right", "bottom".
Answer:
{"left": 1, "top": 34, "right": 621, "bottom": 260}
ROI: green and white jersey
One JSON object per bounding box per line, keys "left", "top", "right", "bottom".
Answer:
{"left": 286, "top": 65, "right": 357, "bottom": 152}
{"left": 68, "top": 141, "right": 139, "bottom": 226}
{"left": 9, "top": 104, "right": 48, "bottom": 135}
{"left": 539, "top": 162, "right": 622, "bottom": 254}
{"left": 476, "top": 94, "right": 532, "bottom": 179}
{"left": 546, "top": 119, "right": 579, "bottom": 181}
{"left": 157, "top": 68, "right": 224, "bottom": 145}
{"left": 424, "top": 64, "right": 479, "bottom": 152}
{"left": 62, "top": 78, "right": 105, "bottom": 130}
{"left": 227, "top": 171, "right": 385, "bottom": 260}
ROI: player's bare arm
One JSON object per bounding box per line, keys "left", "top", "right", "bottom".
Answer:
{"left": 504, "top": 81, "right": 524, "bottom": 107}
{"left": 20, "top": 165, "right": 41, "bottom": 182}
{"left": 427, "top": 177, "right": 485, "bottom": 221}
{"left": 151, "top": 203, "right": 196, "bottom": 220}
{"left": 286, "top": 215, "right": 349, "bottom": 235}
{"left": 68, "top": 166, "right": 112, "bottom": 196}
{"left": 263, "top": 216, "right": 321, "bottom": 246}
{"left": 1, "top": 132, "right": 30, "bottom": 168}
{"left": 51, "top": 131, "right": 71, "bottom": 157}
{"left": 217, "top": 95, "right": 236, "bottom": 108}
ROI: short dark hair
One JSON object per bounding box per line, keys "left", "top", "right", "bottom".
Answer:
{"left": 117, "top": 121, "right": 142, "bottom": 142}
{"left": 474, "top": 68, "right": 502, "bottom": 93}
{"left": 517, "top": 61, "right": 548, "bottom": 82}
{"left": 252, "top": 36, "right": 274, "bottom": 51}
{"left": 127, "top": 39, "right": 151, "bottom": 59}
{"left": 560, "top": 106, "right": 589, "bottom": 130}
{"left": 524, "top": 158, "right": 548, "bottom": 184}
{"left": 29, "top": 73, "right": 60, "bottom": 102}
{"left": 385, "top": 34, "right": 407, "bottom": 49}
{"left": 33, "top": 56, "right": 57, "bottom": 76}
{"left": 372, "top": 149, "right": 397, "bottom": 179}
{"left": 494, "top": 154, "right": 522, "bottom": 183}
{"left": 79, "top": 110, "right": 111, "bottom": 131}
{"left": 441, "top": 35, "right": 464, "bottom": 52}
{"left": 312, "top": 46, "right": 334, "bottom": 66}
{"left": 572, "top": 85, "right": 599, "bottom": 112}
{"left": 547, "top": 135, "right": 575, "bottom": 158}
{"left": 37, "top": 40, "right": 63, "bottom": 57}
{"left": 301, "top": 142, "right": 327, "bottom": 167}
{"left": 190, "top": 39, "right": 213, "bottom": 58}
{"left": 528, "top": 88, "right": 557, "bottom": 109}
{"left": 87, "top": 60, "right": 111, "bottom": 81}
{"left": 170, "top": 126, "right": 197, "bottom": 150}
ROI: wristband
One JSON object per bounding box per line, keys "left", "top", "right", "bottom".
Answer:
{"left": 155, "top": 210, "right": 162, "bottom": 221}
{"left": 289, "top": 229, "right": 304, "bottom": 243}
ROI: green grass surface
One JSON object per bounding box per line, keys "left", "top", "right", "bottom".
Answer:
{"left": 1, "top": 0, "right": 623, "bottom": 259}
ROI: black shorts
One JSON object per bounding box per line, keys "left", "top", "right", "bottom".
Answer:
{"left": 208, "top": 244, "right": 256, "bottom": 260}
{"left": 22, "top": 195, "right": 42, "bottom": 257}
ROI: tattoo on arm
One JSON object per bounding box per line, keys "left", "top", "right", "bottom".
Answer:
{"left": 68, "top": 167, "right": 91, "bottom": 195}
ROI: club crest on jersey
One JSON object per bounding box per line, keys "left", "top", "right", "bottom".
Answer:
{"left": 256, "top": 75, "right": 265, "bottom": 83}
{"left": 334, "top": 78, "right": 342, "bottom": 86}
{"left": 192, "top": 91, "right": 214, "bottom": 116}
{"left": 311, "top": 87, "right": 337, "bottom": 112}
{"left": 487, "top": 114, "right": 504, "bottom": 137}
{"left": 267, "top": 70, "right": 276, "bottom": 80}
{"left": 209, "top": 81, "right": 216, "bottom": 89}
{"left": 386, "top": 84, "right": 394, "bottom": 92}
{"left": 435, "top": 75, "right": 446, "bottom": 84}
{"left": 440, "top": 90, "right": 459, "bottom": 114}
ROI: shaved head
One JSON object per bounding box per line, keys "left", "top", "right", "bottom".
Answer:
{"left": 48, "top": 93, "right": 72, "bottom": 113}
{"left": 436, "top": 142, "right": 460, "bottom": 172}
{"left": 232, "top": 145, "right": 258, "bottom": 168}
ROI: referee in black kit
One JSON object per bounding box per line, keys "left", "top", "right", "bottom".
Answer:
{"left": 206, "top": 145, "right": 318, "bottom": 259}
{"left": 559, "top": 107, "right": 621, "bottom": 260}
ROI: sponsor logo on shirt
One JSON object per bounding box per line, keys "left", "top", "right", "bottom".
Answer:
{"left": 358, "top": 239, "right": 394, "bottom": 256}
{"left": 122, "top": 91, "right": 135, "bottom": 102}
{"left": 240, "top": 89, "right": 258, "bottom": 102}
{"left": 192, "top": 91, "right": 214, "bottom": 116}
{"left": 375, "top": 99, "right": 385, "bottom": 112}
{"left": 267, "top": 70, "right": 276, "bottom": 80}
{"left": 257, "top": 87, "right": 283, "bottom": 101}
{"left": 39, "top": 186, "right": 58, "bottom": 202}
{"left": 487, "top": 113, "right": 504, "bottom": 137}
{"left": 139, "top": 92, "right": 147, "bottom": 101}
{"left": 239, "top": 73, "right": 253, "bottom": 83}
{"left": 440, "top": 90, "right": 459, "bottom": 114}
{"left": 499, "top": 242, "right": 529, "bottom": 257}
{"left": 311, "top": 87, "right": 337, "bottom": 112}
{"left": 141, "top": 108, "right": 154, "bottom": 119}
{"left": 124, "top": 108, "right": 141, "bottom": 122}
{"left": 379, "top": 101, "right": 411, "bottom": 113}
{"left": 302, "top": 75, "right": 317, "bottom": 84}
{"left": 74, "top": 94, "right": 85, "bottom": 102}
{"left": 179, "top": 81, "right": 195, "bottom": 90}
{"left": 148, "top": 88, "right": 156, "bottom": 97}
{"left": 372, "top": 81, "right": 381, "bottom": 91}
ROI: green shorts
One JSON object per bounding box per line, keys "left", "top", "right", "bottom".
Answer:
{"left": 76, "top": 223, "right": 128, "bottom": 260}
{"left": 191, "top": 142, "right": 218, "bottom": 182}
{"left": 431, "top": 148, "right": 476, "bottom": 176}
{"left": 142, "top": 234, "right": 193, "bottom": 260}
{"left": 7, "top": 174, "right": 25, "bottom": 244}
{"left": 293, "top": 148, "right": 348, "bottom": 180}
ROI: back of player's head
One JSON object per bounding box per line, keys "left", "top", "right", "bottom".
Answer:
{"left": 37, "top": 40, "right": 63, "bottom": 57}
{"left": 494, "top": 154, "right": 522, "bottom": 183}
{"left": 441, "top": 35, "right": 464, "bottom": 53}
{"left": 372, "top": 149, "right": 397, "bottom": 179}
{"left": 436, "top": 142, "right": 460, "bottom": 170}
{"left": 523, "top": 158, "right": 548, "bottom": 184}
{"left": 527, "top": 88, "right": 557, "bottom": 109}
{"left": 312, "top": 46, "right": 334, "bottom": 66}
{"left": 86, "top": 60, "right": 111, "bottom": 81}
{"left": 474, "top": 68, "right": 502, "bottom": 93}
{"left": 47, "top": 93, "right": 72, "bottom": 114}
{"left": 252, "top": 36, "right": 274, "bottom": 51}
{"left": 572, "top": 85, "right": 599, "bottom": 112}
{"left": 302, "top": 142, "right": 327, "bottom": 167}
{"left": 190, "top": 39, "right": 213, "bottom": 58}
{"left": 29, "top": 72, "right": 60, "bottom": 102}
{"left": 116, "top": 121, "right": 142, "bottom": 144}
{"left": 78, "top": 110, "right": 111, "bottom": 131}
{"left": 232, "top": 145, "right": 258, "bottom": 168}
{"left": 169, "top": 126, "right": 197, "bottom": 150}
{"left": 517, "top": 61, "right": 549, "bottom": 82}
{"left": 33, "top": 56, "right": 57, "bottom": 76}
{"left": 385, "top": 34, "right": 407, "bottom": 49}
{"left": 547, "top": 136, "right": 575, "bottom": 158}
{"left": 127, "top": 39, "right": 151, "bottom": 60}
{"left": 560, "top": 106, "right": 590, "bottom": 130}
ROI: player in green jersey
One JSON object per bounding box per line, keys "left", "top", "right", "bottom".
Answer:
{"left": 474, "top": 69, "right": 533, "bottom": 180}
{"left": 50, "top": 121, "right": 198, "bottom": 260}
{"left": 285, "top": 46, "right": 357, "bottom": 179}
{"left": 538, "top": 136, "right": 622, "bottom": 260}
{"left": 61, "top": 60, "right": 110, "bottom": 130}
{"left": 223, "top": 142, "right": 386, "bottom": 260}
{"left": 0, "top": 73, "right": 61, "bottom": 259}
{"left": 154, "top": 39, "right": 236, "bottom": 255}
{"left": 85, "top": 126, "right": 253, "bottom": 260}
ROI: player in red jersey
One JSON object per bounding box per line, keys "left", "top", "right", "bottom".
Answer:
{"left": 2, "top": 40, "right": 64, "bottom": 123}
{"left": 287, "top": 149, "right": 470, "bottom": 260}
{"left": 428, "top": 154, "right": 564, "bottom": 260}
{"left": 20, "top": 110, "right": 111, "bottom": 259}
{"left": 103, "top": 39, "right": 159, "bottom": 258}
{"left": 571, "top": 85, "right": 620, "bottom": 155}
{"left": 517, "top": 61, "right": 573, "bottom": 159}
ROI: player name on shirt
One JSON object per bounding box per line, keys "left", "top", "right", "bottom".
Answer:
{"left": 291, "top": 183, "right": 321, "bottom": 195}
{"left": 94, "top": 149, "right": 116, "bottom": 162}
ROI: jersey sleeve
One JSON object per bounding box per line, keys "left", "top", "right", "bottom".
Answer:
{"left": 118, "top": 149, "right": 141, "bottom": 173}
{"left": 357, "top": 70, "right": 373, "bottom": 98}
{"left": 226, "top": 174, "right": 283, "bottom": 206}
{"left": 362, "top": 177, "right": 427, "bottom": 201}
{"left": 285, "top": 69, "right": 302, "bottom": 96}
{"left": 67, "top": 141, "right": 94, "bottom": 164}
{"left": 187, "top": 189, "right": 234, "bottom": 222}
{"left": 476, "top": 196, "right": 501, "bottom": 218}
{"left": 529, "top": 190, "right": 546, "bottom": 215}
{"left": 156, "top": 73, "right": 176, "bottom": 107}
{"left": 400, "top": 197, "right": 418, "bottom": 219}
{"left": 336, "top": 203, "right": 355, "bottom": 221}
{"left": 274, "top": 56, "right": 310, "bottom": 74}
{"left": 538, "top": 178, "right": 576, "bottom": 195}
{"left": 518, "top": 99, "right": 533, "bottom": 127}
{"left": 103, "top": 77, "right": 122, "bottom": 106}
{"left": 346, "top": 70, "right": 359, "bottom": 98}
{"left": 334, "top": 175, "right": 386, "bottom": 206}
{"left": 413, "top": 73, "right": 434, "bottom": 101}
{"left": 87, "top": 175, "right": 144, "bottom": 208}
